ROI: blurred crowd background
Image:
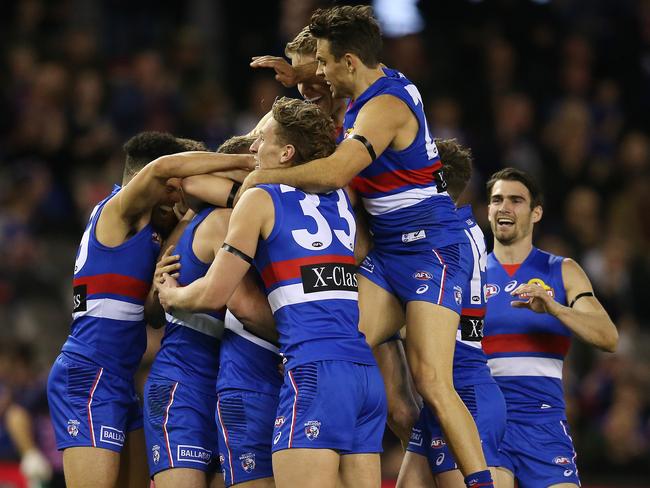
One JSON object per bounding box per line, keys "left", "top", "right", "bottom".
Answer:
{"left": 1, "top": 0, "right": 649, "bottom": 486}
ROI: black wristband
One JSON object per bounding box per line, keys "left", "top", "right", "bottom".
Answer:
{"left": 569, "top": 291, "right": 594, "bottom": 308}
{"left": 221, "top": 243, "right": 253, "bottom": 265}
{"left": 350, "top": 134, "right": 377, "bottom": 161}
{"left": 227, "top": 182, "right": 242, "bottom": 208}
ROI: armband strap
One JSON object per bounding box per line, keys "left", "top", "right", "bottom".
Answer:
{"left": 227, "top": 182, "right": 242, "bottom": 208}
{"left": 221, "top": 243, "right": 253, "bottom": 265}
{"left": 569, "top": 291, "right": 594, "bottom": 308}
{"left": 350, "top": 134, "right": 377, "bottom": 161}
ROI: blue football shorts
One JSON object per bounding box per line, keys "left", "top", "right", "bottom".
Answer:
{"left": 407, "top": 382, "right": 507, "bottom": 474}
{"left": 272, "top": 360, "right": 387, "bottom": 455}
{"left": 47, "top": 352, "right": 142, "bottom": 453}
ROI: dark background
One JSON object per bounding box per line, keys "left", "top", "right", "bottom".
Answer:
{"left": 0, "top": 0, "right": 649, "bottom": 485}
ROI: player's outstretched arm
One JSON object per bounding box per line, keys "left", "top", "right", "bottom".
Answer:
{"left": 239, "top": 95, "right": 407, "bottom": 195}
{"left": 156, "top": 189, "right": 273, "bottom": 312}
{"left": 511, "top": 258, "right": 618, "bottom": 352}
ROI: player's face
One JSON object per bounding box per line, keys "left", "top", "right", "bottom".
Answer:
{"left": 316, "top": 39, "right": 352, "bottom": 99}
{"left": 488, "top": 180, "right": 541, "bottom": 245}
{"left": 250, "top": 118, "right": 291, "bottom": 170}
{"left": 151, "top": 178, "right": 182, "bottom": 237}
{"left": 292, "top": 52, "right": 334, "bottom": 115}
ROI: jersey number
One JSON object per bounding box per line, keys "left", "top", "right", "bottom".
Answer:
{"left": 282, "top": 186, "right": 356, "bottom": 252}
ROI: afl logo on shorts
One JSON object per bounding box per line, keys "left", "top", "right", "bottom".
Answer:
{"left": 274, "top": 416, "right": 285, "bottom": 428}
{"left": 485, "top": 283, "right": 500, "bottom": 300}
{"left": 553, "top": 456, "right": 571, "bottom": 465}
{"left": 304, "top": 420, "right": 321, "bottom": 441}
{"left": 431, "top": 437, "right": 446, "bottom": 449}
{"left": 413, "top": 271, "right": 433, "bottom": 281}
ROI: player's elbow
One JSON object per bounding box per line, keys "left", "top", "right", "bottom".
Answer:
{"left": 181, "top": 176, "right": 201, "bottom": 197}
{"left": 600, "top": 326, "right": 619, "bottom": 353}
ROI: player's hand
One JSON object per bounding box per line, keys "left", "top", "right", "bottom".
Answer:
{"left": 157, "top": 272, "right": 180, "bottom": 311}
{"left": 250, "top": 56, "right": 300, "bottom": 87}
{"left": 155, "top": 246, "right": 180, "bottom": 287}
{"left": 510, "top": 283, "right": 561, "bottom": 315}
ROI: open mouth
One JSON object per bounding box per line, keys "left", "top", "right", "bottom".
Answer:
{"left": 158, "top": 205, "right": 173, "bottom": 214}
{"left": 496, "top": 216, "right": 514, "bottom": 229}
{"left": 304, "top": 95, "right": 323, "bottom": 103}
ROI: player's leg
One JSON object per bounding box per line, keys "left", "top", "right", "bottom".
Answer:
{"left": 357, "top": 254, "right": 405, "bottom": 347}
{"left": 396, "top": 451, "right": 435, "bottom": 488}
{"left": 154, "top": 468, "right": 207, "bottom": 488}
{"left": 63, "top": 447, "right": 120, "bottom": 488}
{"left": 116, "top": 428, "right": 150, "bottom": 487}
{"left": 47, "top": 354, "right": 127, "bottom": 488}
{"left": 272, "top": 448, "right": 339, "bottom": 488}
{"left": 208, "top": 471, "right": 227, "bottom": 488}
{"left": 373, "top": 339, "right": 419, "bottom": 447}
{"left": 496, "top": 468, "right": 515, "bottom": 488}
{"left": 230, "top": 478, "right": 275, "bottom": 487}
{"left": 338, "top": 453, "right": 381, "bottom": 488}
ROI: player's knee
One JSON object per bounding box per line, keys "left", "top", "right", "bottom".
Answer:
{"left": 412, "top": 369, "right": 454, "bottom": 405}
{"left": 387, "top": 400, "right": 419, "bottom": 435}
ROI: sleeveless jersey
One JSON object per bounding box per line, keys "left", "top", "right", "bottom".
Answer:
{"left": 254, "top": 184, "right": 376, "bottom": 369}
{"left": 62, "top": 185, "right": 159, "bottom": 379}
{"left": 150, "top": 206, "right": 224, "bottom": 395}
{"left": 483, "top": 247, "right": 570, "bottom": 423}
{"left": 452, "top": 206, "right": 493, "bottom": 388}
{"left": 216, "top": 310, "right": 282, "bottom": 396}
{"left": 345, "top": 67, "right": 465, "bottom": 252}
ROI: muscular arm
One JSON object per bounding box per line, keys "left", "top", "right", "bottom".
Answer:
{"left": 556, "top": 258, "right": 618, "bottom": 352}
{"left": 157, "top": 189, "right": 273, "bottom": 312}
{"left": 511, "top": 258, "right": 618, "bottom": 352}
{"left": 241, "top": 95, "right": 411, "bottom": 193}
{"left": 182, "top": 175, "right": 242, "bottom": 208}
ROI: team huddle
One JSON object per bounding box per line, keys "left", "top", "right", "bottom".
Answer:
{"left": 45, "top": 6, "right": 618, "bottom": 488}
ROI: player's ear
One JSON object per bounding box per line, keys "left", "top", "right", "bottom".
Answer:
{"left": 280, "top": 145, "right": 296, "bottom": 166}
{"left": 344, "top": 53, "right": 355, "bottom": 74}
{"left": 531, "top": 205, "right": 543, "bottom": 224}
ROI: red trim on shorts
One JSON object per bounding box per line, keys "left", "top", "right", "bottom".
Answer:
{"left": 432, "top": 249, "right": 447, "bottom": 305}
{"left": 86, "top": 368, "right": 103, "bottom": 447}
{"left": 288, "top": 370, "right": 300, "bottom": 449}
{"left": 162, "top": 382, "right": 178, "bottom": 468}
{"left": 216, "top": 398, "right": 235, "bottom": 485}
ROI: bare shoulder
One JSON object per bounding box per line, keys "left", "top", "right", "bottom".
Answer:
{"left": 561, "top": 258, "right": 594, "bottom": 296}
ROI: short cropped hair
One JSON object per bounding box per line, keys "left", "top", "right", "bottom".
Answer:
{"left": 486, "top": 167, "right": 544, "bottom": 208}
{"left": 122, "top": 132, "right": 207, "bottom": 181}
{"left": 285, "top": 26, "right": 317, "bottom": 58}
{"left": 435, "top": 139, "right": 473, "bottom": 201}
{"left": 271, "top": 97, "right": 335, "bottom": 165}
{"left": 309, "top": 5, "right": 382, "bottom": 66}
{"left": 217, "top": 135, "right": 256, "bottom": 155}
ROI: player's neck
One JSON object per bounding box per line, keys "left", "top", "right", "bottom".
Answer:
{"left": 351, "top": 66, "right": 385, "bottom": 100}
{"left": 493, "top": 238, "right": 533, "bottom": 265}
{"left": 332, "top": 99, "right": 347, "bottom": 127}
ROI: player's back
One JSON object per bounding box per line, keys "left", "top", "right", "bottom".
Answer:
{"left": 452, "top": 205, "right": 493, "bottom": 389}
{"left": 151, "top": 206, "right": 224, "bottom": 394}
{"left": 483, "top": 247, "right": 571, "bottom": 422}
{"left": 346, "top": 68, "right": 465, "bottom": 253}
{"left": 253, "top": 184, "right": 375, "bottom": 370}
{"left": 63, "top": 185, "right": 160, "bottom": 379}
